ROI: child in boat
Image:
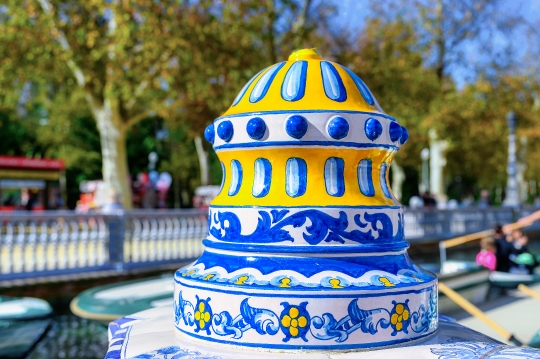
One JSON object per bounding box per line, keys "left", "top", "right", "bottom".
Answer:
{"left": 509, "top": 231, "right": 538, "bottom": 274}
{"left": 476, "top": 237, "right": 497, "bottom": 271}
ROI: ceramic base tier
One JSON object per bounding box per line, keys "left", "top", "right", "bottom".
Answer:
{"left": 173, "top": 250, "right": 438, "bottom": 351}
{"left": 106, "top": 306, "right": 540, "bottom": 359}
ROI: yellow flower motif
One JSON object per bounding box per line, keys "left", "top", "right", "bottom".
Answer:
{"left": 390, "top": 303, "right": 410, "bottom": 332}
{"left": 194, "top": 301, "right": 211, "bottom": 330}
{"left": 280, "top": 307, "right": 308, "bottom": 337}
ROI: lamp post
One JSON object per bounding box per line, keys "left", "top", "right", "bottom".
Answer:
{"left": 503, "top": 111, "right": 520, "bottom": 207}
{"left": 420, "top": 148, "right": 430, "bottom": 194}
{"left": 148, "top": 152, "right": 158, "bottom": 171}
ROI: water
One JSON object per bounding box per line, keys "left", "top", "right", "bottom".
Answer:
{"left": 25, "top": 315, "right": 108, "bottom": 359}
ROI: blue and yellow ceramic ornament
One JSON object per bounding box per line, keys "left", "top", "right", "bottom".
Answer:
{"left": 174, "top": 48, "right": 437, "bottom": 350}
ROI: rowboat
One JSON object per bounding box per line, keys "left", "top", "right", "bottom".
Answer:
{"left": 70, "top": 274, "right": 174, "bottom": 324}
{"left": 0, "top": 295, "right": 53, "bottom": 320}
{"left": 420, "top": 260, "right": 490, "bottom": 314}
{"left": 0, "top": 296, "right": 53, "bottom": 358}
{"left": 489, "top": 270, "right": 540, "bottom": 289}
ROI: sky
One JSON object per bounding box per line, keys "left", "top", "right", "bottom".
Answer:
{"left": 329, "top": 0, "right": 540, "bottom": 88}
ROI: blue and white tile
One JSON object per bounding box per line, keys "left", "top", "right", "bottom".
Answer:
{"left": 207, "top": 206, "right": 404, "bottom": 247}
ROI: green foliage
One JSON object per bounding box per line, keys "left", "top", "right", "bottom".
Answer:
{"left": 1, "top": 0, "right": 539, "bottom": 206}
{"left": 337, "top": 18, "right": 440, "bottom": 169}
{"left": 0, "top": 112, "right": 38, "bottom": 156}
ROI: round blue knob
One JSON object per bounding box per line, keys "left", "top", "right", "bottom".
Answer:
{"left": 285, "top": 115, "right": 308, "bottom": 139}
{"left": 389, "top": 121, "right": 403, "bottom": 142}
{"left": 400, "top": 126, "right": 409, "bottom": 145}
{"left": 204, "top": 123, "right": 215, "bottom": 144}
{"left": 327, "top": 116, "right": 349, "bottom": 140}
{"left": 364, "top": 118, "right": 382, "bottom": 141}
{"left": 217, "top": 120, "right": 234, "bottom": 142}
{"left": 246, "top": 117, "right": 267, "bottom": 140}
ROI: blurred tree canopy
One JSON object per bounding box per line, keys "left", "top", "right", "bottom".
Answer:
{"left": 0, "top": 0, "right": 539, "bottom": 207}
{"left": 333, "top": 0, "right": 540, "bottom": 203}
{"left": 0, "top": 0, "right": 334, "bottom": 208}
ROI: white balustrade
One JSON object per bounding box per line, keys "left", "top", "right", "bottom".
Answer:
{"left": 0, "top": 208, "right": 535, "bottom": 283}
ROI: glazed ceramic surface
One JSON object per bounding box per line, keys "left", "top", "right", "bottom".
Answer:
{"left": 104, "top": 306, "right": 540, "bottom": 359}
{"left": 173, "top": 48, "right": 437, "bottom": 351}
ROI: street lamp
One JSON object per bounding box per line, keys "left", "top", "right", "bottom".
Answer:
{"left": 148, "top": 152, "right": 158, "bottom": 171}
{"left": 503, "top": 111, "right": 520, "bottom": 207}
{"left": 420, "top": 148, "right": 430, "bottom": 194}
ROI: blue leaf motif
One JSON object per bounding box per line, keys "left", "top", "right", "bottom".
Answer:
{"left": 310, "top": 299, "right": 391, "bottom": 342}
{"left": 240, "top": 298, "right": 280, "bottom": 335}
{"left": 211, "top": 311, "right": 244, "bottom": 339}
{"left": 270, "top": 209, "right": 289, "bottom": 223}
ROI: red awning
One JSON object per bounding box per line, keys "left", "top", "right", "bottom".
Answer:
{"left": 0, "top": 156, "right": 65, "bottom": 171}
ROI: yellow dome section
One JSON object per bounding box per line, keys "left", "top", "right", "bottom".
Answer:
{"left": 221, "top": 49, "right": 383, "bottom": 117}
{"left": 288, "top": 48, "right": 321, "bottom": 61}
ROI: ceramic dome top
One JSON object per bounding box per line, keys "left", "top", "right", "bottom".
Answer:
{"left": 177, "top": 49, "right": 436, "bottom": 352}
{"left": 222, "top": 48, "right": 385, "bottom": 116}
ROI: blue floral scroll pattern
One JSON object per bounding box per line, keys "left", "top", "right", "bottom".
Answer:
{"left": 175, "top": 292, "right": 280, "bottom": 340}
{"left": 210, "top": 209, "right": 403, "bottom": 245}
{"left": 174, "top": 290, "right": 436, "bottom": 344}
{"left": 431, "top": 339, "right": 540, "bottom": 358}
{"left": 129, "top": 346, "right": 222, "bottom": 359}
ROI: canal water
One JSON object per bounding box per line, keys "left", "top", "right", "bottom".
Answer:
{"left": 26, "top": 315, "right": 108, "bottom": 359}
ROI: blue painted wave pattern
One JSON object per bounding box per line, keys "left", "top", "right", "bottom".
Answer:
{"left": 174, "top": 290, "right": 436, "bottom": 344}
{"left": 129, "top": 347, "right": 222, "bottom": 359}
{"left": 431, "top": 339, "right": 540, "bottom": 358}
{"left": 209, "top": 209, "right": 403, "bottom": 244}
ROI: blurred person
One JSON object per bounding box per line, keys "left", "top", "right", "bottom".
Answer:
{"left": 477, "top": 189, "right": 491, "bottom": 208}
{"left": 408, "top": 196, "right": 424, "bottom": 209}
{"left": 461, "top": 194, "right": 474, "bottom": 208}
{"left": 422, "top": 191, "right": 437, "bottom": 208}
{"left": 25, "top": 190, "right": 38, "bottom": 211}
{"left": 476, "top": 237, "right": 497, "bottom": 271}
{"left": 534, "top": 196, "right": 540, "bottom": 209}
{"left": 493, "top": 224, "right": 514, "bottom": 272}
{"left": 509, "top": 231, "right": 538, "bottom": 274}
{"left": 447, "top": 199, "right": 459, "bottom": 209}
{"left": 436, "top": 195, "right": 448, "bottom": 210}
{"left": 101, "top": 191, "right": 124, "bottom": 214}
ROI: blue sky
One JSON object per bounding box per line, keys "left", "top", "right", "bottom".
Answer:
{"left": 330, "top": 0, "right": 540, "bottom": 87}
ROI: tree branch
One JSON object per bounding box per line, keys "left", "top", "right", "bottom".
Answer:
{"left": 105, "top": 1, "right": 119, "bottom": 89}
{"left": 125, "top": 51, "right": 175, "bottom": 110}
{"left": 37, "top": 0, "right": 86, "bottom": 88}
{"left": 126, "top": 109, "right": 155, "bottom": 128}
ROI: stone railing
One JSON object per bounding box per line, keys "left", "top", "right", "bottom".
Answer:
{"left": 0, "top": 207, "right": 538, "bottom": 284}
{"left": 0, "top": 209, "right": 206, "bottom": 284}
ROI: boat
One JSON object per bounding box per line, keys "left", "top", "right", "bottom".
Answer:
{"left": 70, "top": 274, "right": 174, "bottom": 324}
{"left": 420, "top": 260, "right": 490, "bottom": 314}
{"left": 0, "top": 295, "right": 53, "bottom": 320}
{"left": 0, "top": 296, "right": 53, "bottom": 358}
{"left": 489, "top": 270, "right": 540, "bottom": 289}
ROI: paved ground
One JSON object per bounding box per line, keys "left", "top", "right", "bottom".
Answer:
{"left": 451, "top": 282, "right": 540, "bottom": 345}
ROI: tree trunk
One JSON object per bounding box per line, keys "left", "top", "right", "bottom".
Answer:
{"left": 194, "top": 136, "right": 209, "bottom": 186}
{"left": 90, "top": 98, "right": 133, "bottom": 209}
